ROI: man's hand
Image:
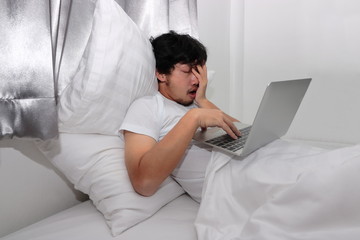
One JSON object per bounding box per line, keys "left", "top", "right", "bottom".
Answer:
{"left": 192, "top": 64, "right": 209, "bottom": 107}
{"left": 189, "top": 108, "right": 241, "bottom": 139}
{"left": 191, "top": 64, "right": 240, "bottom": 123}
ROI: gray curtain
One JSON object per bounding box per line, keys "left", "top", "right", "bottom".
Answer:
{"left": 0, "top": 0, "right": 57, "bottom": 140}
{"left": 116, "top": 0, "right": 198, "bottom": 39}
{"left": 0, "top": 0, "right": 197, "bottom": 140}
{"left": 0, "top": 0, "right": 96, "bottom": 140}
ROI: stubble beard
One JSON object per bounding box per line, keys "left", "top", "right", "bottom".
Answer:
{"left": 165, "top": 80, "right": 194, "bottom": 107}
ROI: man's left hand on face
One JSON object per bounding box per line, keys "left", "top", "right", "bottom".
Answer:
{"left": 192, "top": 64, "right": 208, "bottom": 106}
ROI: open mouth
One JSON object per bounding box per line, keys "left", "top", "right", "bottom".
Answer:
{"left": 188, "top": 89, "right": 197, "bottom": 98}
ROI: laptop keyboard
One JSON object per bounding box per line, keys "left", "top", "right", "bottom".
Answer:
{"left": 205, "top": 126, "right": 252, "bottom": 152}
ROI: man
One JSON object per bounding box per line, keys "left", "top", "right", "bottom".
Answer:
{"left": 120, "top": 31, "right": 240, "bottom": 201}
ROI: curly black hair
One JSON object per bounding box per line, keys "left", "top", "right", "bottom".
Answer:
{"left": 150, "top": 31, "right": 207, "bottom": 75}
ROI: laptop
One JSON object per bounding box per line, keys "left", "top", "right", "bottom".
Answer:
{"left": 193, "top": 78, "right": 312, "bottom": 158}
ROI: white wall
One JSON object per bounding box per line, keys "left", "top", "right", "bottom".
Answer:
{"left": 198, "top": 0, "right": 360, "bottom": 144}
{"left": 197, "top": 0, "right": 231, "bottom": 113}
{"left": 198, "top": 0, "right": 244, "bottom": 119}
{"left": 0, "top": 140, "right": 87, "bottom": 237}
{"left": 243, "top": 0, "right": 360, "bottom": 144}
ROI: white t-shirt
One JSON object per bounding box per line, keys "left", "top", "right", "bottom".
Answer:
{"left": 120, "top": 92, "right": 212, "bottom": 202}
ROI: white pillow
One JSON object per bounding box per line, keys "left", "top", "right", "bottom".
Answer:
{"left": 44, "top": 0, "right": 184, "bottom": 235}
{"left": 58, "top": 0, "right": 157, "bottom": 135}
{"left": 36, "top": 133, "right": 185, "bottom": 236}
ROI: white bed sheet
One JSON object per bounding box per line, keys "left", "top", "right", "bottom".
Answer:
{"left": 195, "top": 139, "right": 360, "bottom": 240}
{"left": 2, "top": 194, "right": 199, "bottom": 240}
{"left": 3, "top": 139, "right": 358, "bottom": 240}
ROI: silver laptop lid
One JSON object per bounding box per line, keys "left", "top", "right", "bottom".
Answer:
{"left": 241, "top": 78, "right": 312, "bottom": 156}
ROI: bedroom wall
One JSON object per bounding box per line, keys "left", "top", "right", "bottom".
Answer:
{"left": 197, "top": 0, "right": 232, "bottom": 113}
{"left": 198, "top": 0, "right": 244, "bottom": 120}
{"left": 198, "top": 0, "right": 360, "bottom": 144}
{"left": 0, "top": 140, "right": 87, "bottom": 237}
{"left": 243, "top": 0, "right": 360, "bottom": 144}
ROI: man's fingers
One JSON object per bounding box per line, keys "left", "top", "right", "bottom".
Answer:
{"left": 221, "top": 123, "right": 238, "bottom": 139}
{"left": 197, "top": 64, "right": 207, "bottom": 76}
{"left": 229, "top": 121, "right": 241, "bottom": 137}
{"left": 223, "top": 117, "right": 241, "bottom": 139}
{"left": 192, "top": 68, "right": 203, "bottom": 83}
{"left": 192, "top": 65, "right": 207, "bottom": 83}
{"left": 195, "top": 109, "right": 240, "bottom": 139}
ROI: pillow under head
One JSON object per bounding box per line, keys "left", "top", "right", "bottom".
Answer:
{"left": 58, "top": 0, "right": 158, "bottom": 135}
{"left": 36, "top": 133, "right": 184, "bottom": 236}
{"left": 45, "top": 0, "right": 183, "bottom": 236}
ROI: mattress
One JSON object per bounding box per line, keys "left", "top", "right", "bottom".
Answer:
{"left": 2, "top": 194, "right": 199, "bottom": 240}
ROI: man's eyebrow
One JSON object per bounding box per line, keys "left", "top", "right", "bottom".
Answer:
{"left": 177, "top": 64, "right": 191, "bottom": 70}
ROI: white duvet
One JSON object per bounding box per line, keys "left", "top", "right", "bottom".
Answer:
{"left": 195, "top": 140, "right": 360, "bottom": 240}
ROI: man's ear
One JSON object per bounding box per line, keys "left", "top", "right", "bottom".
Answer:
{"left": 156, "top": 71, "right": 167, "bottom": 83}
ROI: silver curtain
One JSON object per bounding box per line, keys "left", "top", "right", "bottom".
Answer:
{"left": 0, "top": 0, "right": 96, "bottom": 140}
{"left": 0, "top": 0, "right": 197, "bottom": 140}
{"left": 116, "top": 0, "right": 198, "bottom": 39}
{"left": 0, "top": 0, "right": 57, "bottom": 140}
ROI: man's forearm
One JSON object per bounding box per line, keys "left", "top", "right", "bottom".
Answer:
{"left": 129, "top": 110, "right": 199, "bottom": 196}
{"left": 125, "top": 108, "right": 240, "bottom": 196}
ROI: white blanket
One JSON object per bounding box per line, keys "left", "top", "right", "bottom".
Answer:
{"left": 195, "top": 140, "right": 360, "bottom": 240}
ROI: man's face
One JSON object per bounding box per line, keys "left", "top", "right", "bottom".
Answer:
{"left": 158, "top": 63, "right": 199, "bottom": 106}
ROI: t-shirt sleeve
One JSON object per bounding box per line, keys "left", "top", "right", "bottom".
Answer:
{"left": 119, "top": 96, "right": 162, "bottom": 141}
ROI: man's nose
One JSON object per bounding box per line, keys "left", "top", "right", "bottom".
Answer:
{"left": 190, "top": 72, "right": 199, "bottom": 85}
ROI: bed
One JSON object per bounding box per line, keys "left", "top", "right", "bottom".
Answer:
{"left": 2, "top": 1, "right": 360, "bottom": 240}
{"left": 2, "top": 195, "right": 199, "bottom": 240}
{"left": 3, "top": 139, "right": 360, "bottom": 240}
